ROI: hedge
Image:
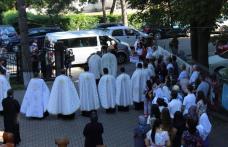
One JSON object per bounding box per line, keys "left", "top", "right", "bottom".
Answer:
{"left": 2, "top": 10, "right": 142, "bottom": 32}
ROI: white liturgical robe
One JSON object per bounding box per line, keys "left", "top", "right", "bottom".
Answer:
{"left": 20, "top": 78, "right": 50, "bottom": 118}
{"left": 79, "top": 72, "right": 100, "bottom": 111}
{"left": 0, "top": 75, "right": 11, "bottom": 111}
{"left": 88, "top": 54, "right": 101, "bottom": 79}
{"left": 98, "top": 74, "right": 116, "bottom": 109}
{"left": 101, "top": 53, "right": 117, "bottom": 77}
{"left": 47, "top": 75, "right": 80, "bottom": 115}
{"left": 116, "top": 73, "right": 132, "bottom": 106}
{"left": 131, "top": 68, "right": 147, "bottom": 103}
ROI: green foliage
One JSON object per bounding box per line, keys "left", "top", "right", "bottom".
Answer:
{"left": 2, "top": 10, "right": 132, "bottom": 31}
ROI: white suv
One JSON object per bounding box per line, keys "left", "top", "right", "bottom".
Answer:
{"left": 98, "top": 26, "right": 148, "bottom": 47}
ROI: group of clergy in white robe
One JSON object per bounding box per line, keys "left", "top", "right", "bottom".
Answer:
{"left": 20, "top": 52, "right": 132, "bottom": 118}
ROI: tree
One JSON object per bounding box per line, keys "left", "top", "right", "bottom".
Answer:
{"left": 0, "top": 0, "right": 15, "bottom": 23}
{"left": 17, "top": 0, "right": 33, "bottom": 86}
{"left": 110, "top": 0, "right": 117, "bottom": 15}
{"left": 120, "top": 0, "right": 128, "bottom": 26}
{"left": 101, "top": 0, "right": 107, "bottom": 23}
{"left": 128, "top": 0, "right": 226, "bottom": 67}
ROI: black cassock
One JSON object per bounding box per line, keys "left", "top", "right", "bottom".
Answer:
{"left": 2, "top": 96, "right": 21, "bottom": 144}
{"left": 83, "top": 122, "right": 104, "bottom": 147}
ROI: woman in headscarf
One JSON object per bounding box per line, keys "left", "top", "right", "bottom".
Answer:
{"left": 185, "top": 105, "right": 198, "bottom": 122}
{"left": 134, "top": 115, "right": 150, "bottom": 147}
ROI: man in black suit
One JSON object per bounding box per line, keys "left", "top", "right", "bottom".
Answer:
{"left": 2, "top": 89, "right": 21, "bottom": 145}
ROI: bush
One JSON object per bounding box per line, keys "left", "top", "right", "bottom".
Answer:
{"left": 2, "top": 10, "right": 141, "bottom": 31}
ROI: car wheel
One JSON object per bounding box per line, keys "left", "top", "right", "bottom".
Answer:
{"left": 154, "top": 32, "right": 161, "bottom": 40}
{"left": 117, "top": 53, "right": 126, "bottom": 64}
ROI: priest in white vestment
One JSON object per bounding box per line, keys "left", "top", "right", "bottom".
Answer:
{"left": 0, "top": 72, "right": 11, "bottom": 112}
{"left": 47, "top": 69, "right": 80, "bottom": 118}
{"left": 79, "top": 66, "right": 100, "bottom": 116}
{"left": 131, "top": 63, "right": 147, "bottom": 110}
{"left": 98, "top": 68, "right": 116, "bottom": 113}
{"left": 143, "top": 62, "right": 153, "bottom": 80}
{"left": 88, "top": 52, "right": 101, "bottom": 84}
{"left": 101, "top": 52, "right": 117, "bottom": 77}
{"left": 116, "top": 67, "right": 132, "bottom": 111}
{"left": 20, "top": 73, "right": 50, "bottom": 118}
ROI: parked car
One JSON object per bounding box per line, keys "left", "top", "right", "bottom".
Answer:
{"left": 142, "top": 25, "right": 189, "bottom": 40}
{"left": 97, "top": 26, "right": 148, "bottom": 47}
{"left": 0, "top": 25, "right": 20, "bottom": 51}
{"left": 45, "top": 30, "right": 130, "bottom": 65}
{"left": 209, "top": 50, "right": 228, "bottom": 73}
{"left": 94, "top": 23, "right": 124, "bottom": 29}
{"left": 28, "top": 27, "right": 63, "bottom": 49}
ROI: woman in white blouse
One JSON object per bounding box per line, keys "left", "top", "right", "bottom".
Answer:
{"left": 145, "top": 119, "right": 171, "bottom": 147}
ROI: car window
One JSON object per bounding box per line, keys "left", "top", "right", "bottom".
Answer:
{"left": 112, "top": 29, "right": 124, "bottom": 36}
{"left": 62, "top": 37, "right": 97, "bottom": 48}
{"left": 220, "top": 51, "right": 228, "bottom": 58}
{"left": 125, "top": 29, "right": 139, "bottom": 36}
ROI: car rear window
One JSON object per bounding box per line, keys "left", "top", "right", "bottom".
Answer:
{"left": 112, "top": 29, "right": 124, "bottom": 36}
{"left": 61, "top": 37, "right": 97, "bottom": 48}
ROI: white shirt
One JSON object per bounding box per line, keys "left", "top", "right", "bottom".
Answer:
{"left": 183, "top": 93, "right": 196, "bottom": 114}
{"left": 146, "top": 129, "right": 170, "bottom": 146}
{"left": 178, "top": 70, "right": 188, "bottom": 81}
{"left": 189, "top": 71, "right": 199, "bottom": 84}
{"left": 168, "top": 99, "right": 182, "bottom": 118}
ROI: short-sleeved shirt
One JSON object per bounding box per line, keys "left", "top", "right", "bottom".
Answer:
{"left": 168, "top": 99, "right": 182, "bottom": 118}
{"left": 146, "top": 129, "right": 170, "bottom": 147}
{"left": 183, "top": 93, "right": 196, "bottom": 114}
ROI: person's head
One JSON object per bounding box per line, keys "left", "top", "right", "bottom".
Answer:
{"left": 187, "top": 105, "right": 198, "bottom": 122}
{"left": 157, "top": 98, "right": 167, "bottom": 107}
{"left": 172, "top": 55, "right": 177, "bottom": 62}
{"left": 186, "top": 118, "right": 198, "bottom": 134}
{"left": 181, "top": 64, "right": 186, "bottom": 71}
{"left": 61, "top": 69, "right": 66, "bottom": 75}
{"left": 151, "top": 118, "right": 162, "bottom": 142}
{"left": 171, "top": 90, "right": 178, "bottom": 100}
{"left": 161, "top": 108, "right": 172, "bottom": 131}
{"left": 143, "top": 62, "right": 148, "bottom": 68}
{"left": 7, "top": 89, "right": 14, "bottom": 97}
{"left": 197, "top": 90, "right": 206, "bottom": 104}
{"left": 84, "top": 65, "right": 89, "bottom": 72}
{"left": 103, "top": 68, "right": 109, "bottom": 74}
{"left": 187, "top": 84, "right": 193, "bottom": 93}
{"left": 146, "top": 80, "right": 152, "bottom": 89}
{"left": 173, "top": 111, "right": 185, "bottom": 125}
{"left": 33, "top": 72, "right": 39, "bottom": 78}
{"left": 199, "top": 73, "right": 206, "bottom": 81}
{"left": 90, "top": 111, "right": 98, "bottom": 123}
{"left": 172, "top": 85, "right": 180, "bottom": 92}
{"left": 0, "top": 58, "right": 5, "bottom": 65}
{"left": 137, "top": 63, "right": 143, "bottom": 69}
{"left": 151, "top": 104, "right": 161, "bottom": 119}
{"left": 120, "top": 67, "right": 125, "bottom": 73}
{"left": 193, "top": 65, "right": 198, "bottom": 71}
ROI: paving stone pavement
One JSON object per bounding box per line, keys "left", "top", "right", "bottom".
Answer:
{"left": 0, "top": 63, "right": 228, "bottom": 147}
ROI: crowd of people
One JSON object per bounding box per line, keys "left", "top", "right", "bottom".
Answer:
{"left": 0, "top": 37, "right": 219, "bottom": 146}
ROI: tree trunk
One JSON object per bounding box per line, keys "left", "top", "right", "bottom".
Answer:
{"left": 110, "top": 0, "right": 117, "bottom": 15}
{"left": 17, "top": 0, "right": 33, "bottom": 87}
{"left": 197, "top": 28, "right": 210, "bottom": 67}
{"left": 190, "top": 23, "right": 198, "bottom": 62}
{"left": 167, "top": 0, "right": 173, "bottom": 27}
{"left": 101, "top": 0, "right": 107, "bottom": 23}
{"left": 120, "top": 0, "right": 128, "bottom": 26}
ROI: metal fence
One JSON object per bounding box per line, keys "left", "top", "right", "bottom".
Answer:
{"left": 0, "top": 52, "right": 21, "bottom": 77}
